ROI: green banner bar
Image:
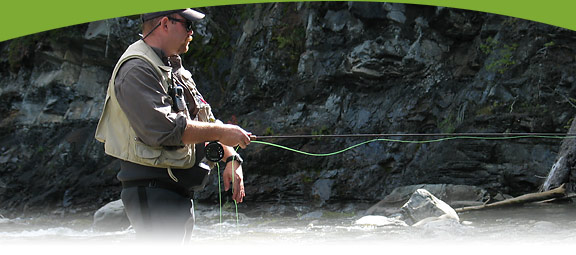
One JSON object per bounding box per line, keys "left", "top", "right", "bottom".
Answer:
{"left": 1, "top": 0, "right": 575, "bottom": 42}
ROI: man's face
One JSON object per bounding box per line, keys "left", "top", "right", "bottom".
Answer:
{"left": 167, "top": 14, "right": 194, "bottom": 55}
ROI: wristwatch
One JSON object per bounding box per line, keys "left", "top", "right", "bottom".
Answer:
{"left": 225, "top": 154, "right": 244, "bottom": 165}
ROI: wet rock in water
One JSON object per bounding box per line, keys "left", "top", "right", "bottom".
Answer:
{"left": 92, "top": 199, "right": 130, "bottom": 231}
{"left": 400, "top": 189, "right": 460, "bottom": 226}
{"left": 367, "top": 184, "right": 488, "bottom": 215}
{"left": 354, "top": 215, "right": 408, "bottom": 227}
{"left": 300, "top": 210, "right": 324, "bottom": 219}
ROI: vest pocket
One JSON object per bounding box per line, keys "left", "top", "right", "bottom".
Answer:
{"left": 133, "top": 140, "right": 162, "bottom": 165}
{"left": 132, "top": 140, "right": 195, "bottom": 168}
{"left": 161, "top": 146, "right": 195, "bottom": 168}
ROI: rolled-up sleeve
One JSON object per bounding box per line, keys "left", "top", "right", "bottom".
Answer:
{"left": 114, "top": 59, "right": 187, "bottom": 147}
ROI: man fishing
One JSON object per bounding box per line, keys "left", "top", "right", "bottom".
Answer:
{"left": 95, "top": 8, "right": 252, "bottom": 241}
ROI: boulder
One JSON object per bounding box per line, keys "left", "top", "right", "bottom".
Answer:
{"left": 92, "top": 199, "right": 130, "bottom": 232}
{"left": 399, "top": 189, "right": 460, "bottom": 226}
{"left": 541, "top": 118, "right": 576, "bottom": 192}
{"left": 366, "top": 184, "right": 488, "bottom": 215}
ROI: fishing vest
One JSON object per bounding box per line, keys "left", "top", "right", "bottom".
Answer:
{"left": 95, "top": 40, "right": 203, "bottom": 169}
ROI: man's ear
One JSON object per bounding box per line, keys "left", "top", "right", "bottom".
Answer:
{"left": 160, "top": 17, "right": 170, "bottom": 31}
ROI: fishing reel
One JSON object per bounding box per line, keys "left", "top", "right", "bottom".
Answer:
{"left": 204, "top": 141, "right": 224, "bottom": 162}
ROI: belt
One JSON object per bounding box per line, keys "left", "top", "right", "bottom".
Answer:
{"left": 122, "top": 179, "right": 192, "bottom": 198}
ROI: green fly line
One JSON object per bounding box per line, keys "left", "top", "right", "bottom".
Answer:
{"left": 251, "top": 135, "right": 576, "bottom": 157}
{"left": 214, "top": 134, "right": 576, "bottom": 229}
{"left": 216, "top": 161, "right": 222, "bottom": 231}
{"left": 215, "top": 162, "right": 240, "bottom": 228}
{"left": 216, "top": 148, "right": 241, "bottom": 229}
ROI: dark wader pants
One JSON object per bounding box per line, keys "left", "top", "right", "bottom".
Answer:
{"left": 121, "top": 185, "right": 195, "bottom": 242}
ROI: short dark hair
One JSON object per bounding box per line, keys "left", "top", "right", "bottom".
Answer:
{"left": 142, "top": 16, "right": 163, "bottom": 34}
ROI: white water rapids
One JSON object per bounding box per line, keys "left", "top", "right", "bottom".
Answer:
{"left": 1, "top": 202, "right": 576, "bottom": 253}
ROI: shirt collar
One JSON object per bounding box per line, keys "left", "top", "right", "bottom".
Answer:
{"left": 149, "top": 46, "right": 170, "bottom": 66}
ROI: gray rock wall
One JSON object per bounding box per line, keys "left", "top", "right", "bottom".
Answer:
{"left": 1, "top": 2, "right": 576, "bottom": 216}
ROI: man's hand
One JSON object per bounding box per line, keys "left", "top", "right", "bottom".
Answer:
{"left": 223, "top": 160, "right": 245, "bottom": 203}
{"left": 218, "top": 124, "right": 252, "bottom": 149}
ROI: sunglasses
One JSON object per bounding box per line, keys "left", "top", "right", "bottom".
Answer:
{"left": 167, "top": 17, "right": 193, "bottom": 32}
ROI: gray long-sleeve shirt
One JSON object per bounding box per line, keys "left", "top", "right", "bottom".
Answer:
{"left": 114, "top": 47, "right": 187, "bottom": 148}
{"left": 114, "top": 46, "right": 204, "bottom": 182}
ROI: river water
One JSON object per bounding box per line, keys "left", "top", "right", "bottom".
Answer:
{"left": 1, "top": 202, "right": 576, "bottom": 253}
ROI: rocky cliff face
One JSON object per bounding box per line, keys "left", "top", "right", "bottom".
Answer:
{"left": 1, "top": 2, "right": 576, "bottom": 216}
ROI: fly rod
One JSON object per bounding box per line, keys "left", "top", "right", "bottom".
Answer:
{"left": 252, "top": 132, "right": 576, "bottom": 139}
{"left": 206, "top": 132, "right": 576, "bottom": 161}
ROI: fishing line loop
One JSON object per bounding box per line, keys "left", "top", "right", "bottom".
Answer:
{"left": 214, "top": 134, "right": 575, "bottom": 230}
{"left": 250, "top": 135, "right": 576, "bottom": 157}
